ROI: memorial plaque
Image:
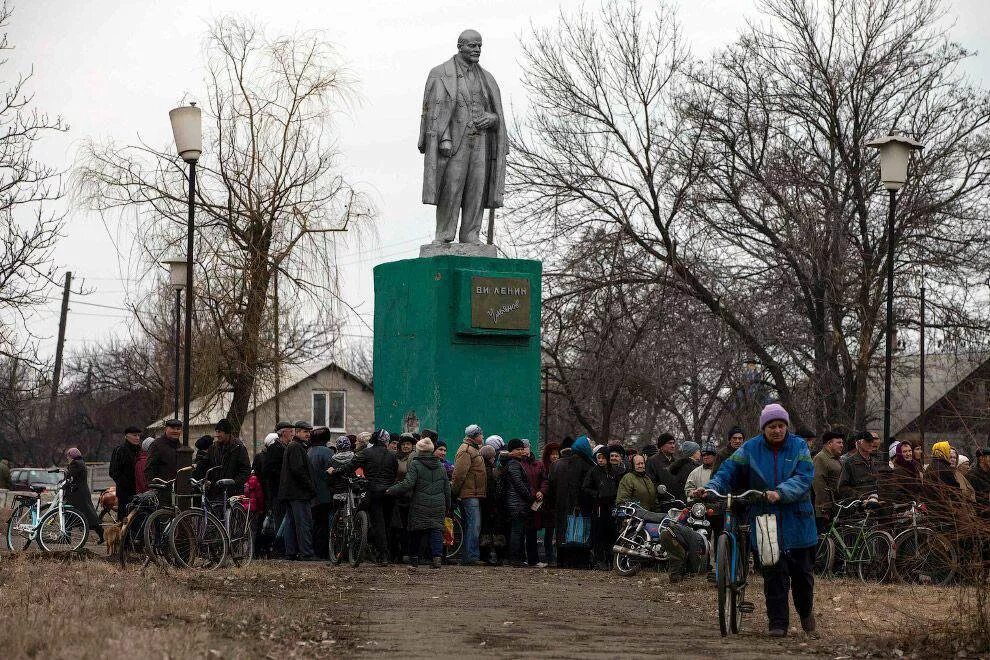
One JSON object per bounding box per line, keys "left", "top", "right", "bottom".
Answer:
{"left": 470, "top": 276, "right": 531, "bottom": 330}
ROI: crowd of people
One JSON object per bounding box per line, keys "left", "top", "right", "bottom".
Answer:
{"left": 77, "top": 405, "right": 989, "bottom": 637}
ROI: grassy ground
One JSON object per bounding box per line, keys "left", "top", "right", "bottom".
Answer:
{"left": 0, "top": 551, "right": 976, "bottom": 659}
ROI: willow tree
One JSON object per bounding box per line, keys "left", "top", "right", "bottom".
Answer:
{"left": 78, "top": 17, "right": 372, "bottom": 432}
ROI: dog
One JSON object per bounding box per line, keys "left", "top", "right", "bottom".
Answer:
{"left": 104, "top": 522, "right": 124, "bottom": 558}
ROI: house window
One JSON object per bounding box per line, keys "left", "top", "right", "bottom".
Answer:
{"left": 312, "top": 390, "right": 346, "bottom": 431}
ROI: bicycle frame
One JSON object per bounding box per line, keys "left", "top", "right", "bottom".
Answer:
{"left": 16, "top": 478, "right": 71, "bottom": 541}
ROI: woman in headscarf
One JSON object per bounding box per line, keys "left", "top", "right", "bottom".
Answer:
{"left": 582, "top": 445, "right": 625, "bottom": 569}
{"left": 478, "top": 444, "right": 506, "bottom": 564}
{"left": 882, "top": 440, "right": 923, "bottom": 503}
{"left": 134, "top": 438, "right": 154, "bottom": 494}
{"left": 64, "top": 448, "right": 104, "bottom": 544}
{"left": 929, "top": 442, "right": 958, "bottom": 489}
{"left": 548, "top": 435, "right": 595, "bottom": 568}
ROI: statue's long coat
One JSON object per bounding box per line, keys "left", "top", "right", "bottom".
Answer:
{"left": 418, "top": 56, "right": 507, "bottom": 208}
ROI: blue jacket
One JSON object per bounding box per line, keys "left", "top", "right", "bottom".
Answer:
{"left": 705, "top": 431, "right": 817, "bottom": 551}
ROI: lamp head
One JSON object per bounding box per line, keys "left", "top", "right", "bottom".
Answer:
{"left": 169, "top": 102, "right": 202, "bottom": 163}
{"left": 162, "top": 258, "right": 188, "bottom": 290}
{"left": 866, "top": 131, "right": 923, "bottom": 191}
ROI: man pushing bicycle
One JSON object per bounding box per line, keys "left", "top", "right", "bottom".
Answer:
{"left": 691, "top": 403, "right": 817, "bottom": 639}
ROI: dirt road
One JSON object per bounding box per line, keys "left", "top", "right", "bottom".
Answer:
{"left": 0, "top": 553, "right": 858, "bottom": 659}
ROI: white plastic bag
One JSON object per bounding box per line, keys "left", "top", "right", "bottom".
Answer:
{"left": 755, "top": 513, "right": 780, "bottom": 566}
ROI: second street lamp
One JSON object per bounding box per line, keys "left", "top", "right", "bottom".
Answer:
{"left": 163, "top": 258, "right": 187, "bottom": 420}
{"left": 866, "top": 131, "right": 923, "bottom": 453}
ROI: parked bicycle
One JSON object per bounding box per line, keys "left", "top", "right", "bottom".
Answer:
{"left": 328, "top": 474, "right": 369, "bottom": 567}
{"left": 120, "top": 478, "right": 179, "bottom": 570}
{"left": 6, "top": 471, "right": 89, "bottom": 553}
{"left": 815, "top": 497, "right": 894, "bottom": 583}
{"left": 168, "top": 467, "right": 229, "bottom": 569}
{"left": 891, "top": 501, "right": 957, "bottom": 586}
{"left": 702, "top": 488, "right": 765, "bottom": 637}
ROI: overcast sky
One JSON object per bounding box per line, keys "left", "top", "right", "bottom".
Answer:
{"left": 11, "top": 0, "right": 990, "bottom": 360}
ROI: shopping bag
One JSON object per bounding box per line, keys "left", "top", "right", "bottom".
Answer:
{"left": 443, "top": 516, "right": 455, "bottom": 547}
{"left": 563, "top": 510, "right": 591, "bottom": 547}
{"left": 755, "top": 513, "right": 780, "bottom": 566}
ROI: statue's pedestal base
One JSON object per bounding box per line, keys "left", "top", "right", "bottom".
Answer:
{"left": 373, "top": 254, "right": 542, "bottom": 450}
{"left": 419, "top": 242, "right": 497, "bottom": 258}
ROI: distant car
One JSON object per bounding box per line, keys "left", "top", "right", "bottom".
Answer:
{"left": 8, "top": 467, "right": 64, "bottom": 492}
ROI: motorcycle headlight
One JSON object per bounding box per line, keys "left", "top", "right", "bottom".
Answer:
{"left": 691, "top": 502, "right": 707, "bottom": 519}
{"left": 668, "top": 508, "right": 681, "bottom": 519}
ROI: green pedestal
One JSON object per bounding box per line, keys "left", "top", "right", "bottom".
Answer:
{"left": 373, "top": 255, "right": 542, "bottom": 452}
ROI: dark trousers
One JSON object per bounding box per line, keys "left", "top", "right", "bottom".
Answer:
{"left": 410, "top": 527, "right": 443, "bottom": 561}
{"left": 282, "top": 499, "right": 314, "bottom": 558}
{"left": 367, "top": 491, "right": 392, "bottom": 561}
{"left": 509, "top": 516, "right": 526, "bottom": 563}
{"left": 116, "top": 492, "right": 134, "bottom": 522}
{"left": 762, "top": 545, "right": 815, "bottom": 630}
{"left": 543, "top": 526, "right": 556, "bottom": 564}
{"left": 525, "top": 526, "right": 539, "bottom": 565}
{"left": 591, "top": 507, "right": 616, "bottom": 565}
{"left": 311, "top": 502, "right": 331, "bottom": 559}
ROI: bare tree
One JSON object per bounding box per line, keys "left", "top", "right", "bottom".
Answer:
{"left": 0, "top": 1, "right": 67, "bottom": 358}
{"left": 77, "top": 17, "right": 372, "bottom": 433}
{"left": 511, "top": 0, "right": 990, "bottom": 431}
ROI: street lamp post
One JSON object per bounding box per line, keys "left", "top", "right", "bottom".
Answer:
{"left": 169, "top": 102, "right": 202, "bottom": 492}
{"left": 163, "top": 258, "right": 187, "bottom": 419}
{"left": 866, "top": 131, "right": 923, "bottom": 453}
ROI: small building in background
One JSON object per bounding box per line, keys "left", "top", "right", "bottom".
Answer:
{"left": 148, "top": 362, "right": 374, "bottom": 456}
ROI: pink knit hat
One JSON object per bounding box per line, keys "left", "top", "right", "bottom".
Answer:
{"left": 65, "top": 447, "right": 82, "bottom": 460}
{"left": 759, "top": 404, "right": 790, "bottom": 430}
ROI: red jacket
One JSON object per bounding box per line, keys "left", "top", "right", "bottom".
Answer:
{"left": 244, "top": 474, "right": 264, "bottom": 514}
{"left": 521, "top": 456, "right": 549, "bottom": 528}
{"left": 134, "top": 451, "right": 149, "bottom": 493}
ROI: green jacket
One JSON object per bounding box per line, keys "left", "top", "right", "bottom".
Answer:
{"left": 386, "top": 451, "right": 451, "bottom": 531}
{"left": 616, "top": 471, "right": 657, "bottom": 511}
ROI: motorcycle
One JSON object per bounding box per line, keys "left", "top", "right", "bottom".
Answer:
{"left": 611, "top": 485, "right": 712, "bottom": 577}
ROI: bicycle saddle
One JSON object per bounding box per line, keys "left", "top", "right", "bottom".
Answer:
{"left": 632, "top": 505, "right": 667, "bottom": 523}
{"left": 216, "top": 479, "right": 236, "bottom": 488}
{"left": 29, "top": 484, "right": 47, "bottom": 493}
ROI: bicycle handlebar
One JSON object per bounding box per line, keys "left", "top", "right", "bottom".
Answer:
{"left": 702, "top": 489, "right": 766, "bottom": 503}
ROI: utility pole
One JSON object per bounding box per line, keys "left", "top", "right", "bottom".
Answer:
{"left": 919, "top": 275, "right": 926, "bottom": 447}
{"left": 50, "top": 271, "right": 72, "bottom": 412}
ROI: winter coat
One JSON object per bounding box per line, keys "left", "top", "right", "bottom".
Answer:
{"left": 645, "top": 451, "right": 675, "bottom": 485}
{"left": 616, "top": 471, "right": 657, "bottom": 511}
{"left": 263, "top": 441, "right": 286, "bottom": 503}
{"left": 812, "top": 449, "right": 842, "bottom": 517}
{"left": 670, "top": 457, "right": 699, "bottom": 499}
{"left": 928, "top": 457, "right": 958, "bottom": 489}
{"left": 520, "top": 455, "right": 548, "bottom": 528}
{"left": 837, "top": 452, "right": 879, "bottom": 500}
{"left": 194, "top": 439, "right": 251, "bottom": 497}
{"left": 451, "top": 440, "right": 487, "bottom": 499}
{"left": 386, "top": 451, "right": 451, "bottom": 531}
{"left": 711, "top": 445, "right": 739, "bottom": 475}
{"left": 968, "top": 465, "right": 990, "bottom": 505}
{"left": 65, "top": 457, "right": 98, "bottom": 517}
{"left": 706, "top": 431, "right": 817, "bottom": 552}
{"left": 684, "top": 464, "right": 712, "bottom": 499}
{"left": 582, "top": 464, "right": 624, "bottom": 512}
{"left": 108, "top": 441, "right": 141, "bottom": 499}
{"left": 279, "top": 439, "right": 316, "bottom": 501}
{"left": 144, "top": 435, "right": 180, "bottom": 485}
{"left": 134, "top": 451, "right": 149, "bottom": 493}
{"left": 355, "top": 443, "right": 399, "bottom": 494}
{"left": 549, "top": 444, "right": 595, "bottom": 532}
{"left": 243, "top": 474, "right": 264, "bottom": 514}
{"left": 503, "top": 456, "right": 534, "bottom": 517}
{"left": 308, "top": 444, "right": 333, "bottom": 505}
{"left": 419, "top": 56, "right": 507, "bottom": 208}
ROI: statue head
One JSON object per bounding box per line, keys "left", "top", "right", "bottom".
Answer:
{"left": 457, "top": 29, "right": 482, "bottom": 65}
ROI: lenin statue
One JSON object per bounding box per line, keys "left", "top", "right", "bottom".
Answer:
{"left": 418, "top": 30, "right": 507, "bottom": 246}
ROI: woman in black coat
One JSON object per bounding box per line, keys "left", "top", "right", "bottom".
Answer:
{"left": 64, "top": 448, "right": 104, "bottom": 543}
{"left": 582, "top": 446, "right": 626, "bottom": 569}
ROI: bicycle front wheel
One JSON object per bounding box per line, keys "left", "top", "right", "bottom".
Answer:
{"left": 716, "top": 534, "right": 730, "bottom": 637}
{"left": 38, "top": 507, "right": 88, "bottom": 552}
{"left": 856, "top": 530, "right": 894, "bottom": 583}
{"left": 815, "top": 534, "right": 836, "bottom": 577}
{"left": 6, "top": 503, "right": 36, "bottom": 552}
{"left": 328, "top": 513, "right": 348, "bottom": 565}
{"left": 227, "top": 504, "right": 254, "bottom": 568}
{"left": 169, "top": 509, "right": 229, "bottom": 569}
{"left": 349, "top": 510, "right": 369, "bottom": 567}
{"left": 730, "top": 534, "right": 747, "bottom": 634}
{"left": 445, "top": 513, "right": 464, "bottom": 560}
{"left": 143, "top": 508, "right": 178, "bottom": 569}
{"left": 894, "top": 527, "right": 957, "bottom": 586}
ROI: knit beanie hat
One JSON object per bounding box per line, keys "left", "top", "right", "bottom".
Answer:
{"left": 195, "top": 435, "right": 214, "bottom": 451}
{"left": 641, "top": 443, "right": 658, "bottom": 457}
{"left": 657, "top": 433, "right": 676, "bottom": 448}
{"left": 507, "top": 438, "right": 525, "bottom": 452}
{"left": 680, "top": 441, "right": 701, "bottom": 457}
{"left": 264, "top": 433, "right": 278, "bottom": 447}
{"left": 889, "top": 442, "right": 901, "bottom": 460}
{"left": 726, "top": 426, "right": 745, "bottom": 440}
{"left": 66, "top": 447, "right": 82, "bottom": 460}
{"left": 702, "top": 441, "right": 718, "bottom": 455}
{"left": 485, "top": 435, "right": 505, "bottom": 452}
{"left": 465, "top": 424, "right": 483, "bottom": 438}
{"left": 416, "top": 438, "right": 434, "bottom": 453}
{"left": 142, "top": 437, "right": 155, "bottom": 451}
{"left": 758, "top": 403, "right": 790, "bottom": 430}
